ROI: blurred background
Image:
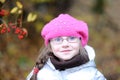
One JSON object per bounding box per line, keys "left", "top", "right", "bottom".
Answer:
{"left": 0, "top": 0, "right": 120, "bottom": 80}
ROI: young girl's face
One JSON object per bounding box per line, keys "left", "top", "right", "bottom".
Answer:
{"left": 50, "top": 36, "right": 81, "bottom": 61}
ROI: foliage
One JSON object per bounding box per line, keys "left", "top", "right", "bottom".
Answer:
{"left": 92, "top": 0, "right": 106, "bottom": 14}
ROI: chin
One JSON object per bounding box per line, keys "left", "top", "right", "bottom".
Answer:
{"left": 62, "top": 57, "right": 72, "bottom": 61}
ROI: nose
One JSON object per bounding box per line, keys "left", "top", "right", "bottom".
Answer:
{"left": 61, "top": 40, "right": 69, "bottom": 48}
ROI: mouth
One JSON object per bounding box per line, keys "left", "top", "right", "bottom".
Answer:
{"left": 61, "top": 50, "right": 72, "bottom": 52}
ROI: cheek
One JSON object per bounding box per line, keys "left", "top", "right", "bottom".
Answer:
{"left": 73, "top": 43, "right": 80, "bottom": 49}
{"left": 53, "top": 48, "right": 59, "bottom": 52}
{"left": 50, "top": 45, "right": 60, "bottom": 53}
{"left": 72, "top": 43, "right": 80, "bottom": 52}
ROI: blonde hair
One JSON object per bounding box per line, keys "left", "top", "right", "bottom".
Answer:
{"left": 30, "top": 44, "right": 51, "bottom": 80}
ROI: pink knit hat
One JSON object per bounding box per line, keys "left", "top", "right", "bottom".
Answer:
{"left": 41, "top": 14, "right": 88, "bottom": 47}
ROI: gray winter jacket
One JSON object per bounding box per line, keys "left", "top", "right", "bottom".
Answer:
{"left": 27, "top": 45, "right": 106, "bottom": 80}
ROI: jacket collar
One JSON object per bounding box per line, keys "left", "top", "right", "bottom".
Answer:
{"left": 46, "top": 45, "right": 96, "bottom": 71}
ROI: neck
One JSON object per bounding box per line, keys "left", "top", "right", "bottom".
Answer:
{"left": 50, "top": 53, "right": 89, "bottom": 70}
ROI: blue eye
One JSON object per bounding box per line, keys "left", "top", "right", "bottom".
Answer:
{"left": 55, "top": 38, "right": 61, "bottom": 41}
{"left": 69, "top": 37, "right": 76, "bottom": 40}
{"left": 68, "top": 36, "right": 79, "bottom": 42}
{"left": 51, "top": 37, "right": 63, "bottom": 44}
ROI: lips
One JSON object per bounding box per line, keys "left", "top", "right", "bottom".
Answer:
{"left": 61, "top": 50, "right": 72, "bottom": 52}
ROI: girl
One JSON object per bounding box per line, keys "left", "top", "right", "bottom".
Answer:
{"left": 27, "top": 14, "right": 106, "bottom": 80}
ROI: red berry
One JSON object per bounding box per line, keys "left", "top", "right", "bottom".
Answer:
{"left": 15, "top": 28, "right": 21, "bottom": 34}
{"left": 0, "top": 9, "right": 9, "bottom": 16}
{"left": 22, "top": 31, "right": 26, "bottom": 35}
{"left": 18, "top": 34, "right": 24, "bottom": 39}
{"left": 1, "top": 28, "right": 6, "bottom": 34}
{"left": 7, "top": 27, "right": 11, "bottom": 33}
{"left": 22, "top": 28, "right": 28, "bottom": 36}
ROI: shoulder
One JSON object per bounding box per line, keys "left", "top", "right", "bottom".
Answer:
{"left": 37, "top": 60, "right": 59, "bottom": 80}
{"left": 93, "top": 69, "right": 107, "bottom": 80}
{"left": 65, "top": 65, "right": 106, "bottom": 80}
{"left": 84, "top": 45, "right": 95, "bottom": 60}
{"left": 26, "top": 59, "right": 56, "bottom": 80}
